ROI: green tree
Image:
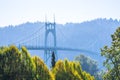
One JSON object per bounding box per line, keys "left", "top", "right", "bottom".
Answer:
{"left": 51, "top": 51, "right": 56, "bottom": 68}
{"left": 101, "top": 27, "right": 120, "bottom": 80}
{"left": 20, "top": 46, "right": 36, "bottom": 79}
{"left": 75, "top": 54, "right": 100, "bottom": 79}
{"left": 0, "top": 46, "right": 36, "bottom": 80}
{"left": 0, "top": 45, "right": 54, "bottom": 80}
{"left": 32, "top": 56, "right": 54, "bottom": 80}
{"left": 52, "top": 59, "right": 94, "bottom": 80}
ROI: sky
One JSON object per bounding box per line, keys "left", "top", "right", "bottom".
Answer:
{"left": 0, "top": 0, "right": 120, "bottom": 27}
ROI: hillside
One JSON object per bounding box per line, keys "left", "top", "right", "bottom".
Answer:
{"left": 0, "top": 18, "right": 120, "bottom": 68}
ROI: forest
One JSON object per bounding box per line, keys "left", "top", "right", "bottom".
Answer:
{"left": 0, "top": 27, "right": 120, "bottom": 80}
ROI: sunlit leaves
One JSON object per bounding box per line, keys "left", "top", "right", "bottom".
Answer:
{"left": 0, "top": 46, "right": 95, "bottom": 80}
{"left": 0, "top": 46, "right": 52, "bottom": 80}
{"left": 32, "top": 56, "right": 53, "bottom": 80}
{"left": 52, "top": 59, "right": 94, "bottom": 80}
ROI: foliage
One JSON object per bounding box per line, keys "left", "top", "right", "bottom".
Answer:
{"left": 0, "top": 46, "right": 35, "bottom": 80}
{"left": 20, "top": 46, "right": 36, "bottom": 79}
{"left": 51, "top": 52, "right": 56, "bottom": 68}
{"left": 32, "top": 56, "right": 54, "bottom": 80}
{"left": 101, "top": 27, "right": 120, "bottom": 80}
{"left": 52, "top": 59, "right": 95, "bottom": 80}
{"left": 75, "top": 54, "right": 98, "bottom": 75}
{"left": 75, "top": 54, "right": 101, "bottom": 80}
{"left": 0, "top": 45, "right": 95, "bottom": 80}
{"left": 0, "top": 45, "right": 52, "bottom": 80}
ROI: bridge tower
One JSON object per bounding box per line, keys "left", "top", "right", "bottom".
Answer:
{"left": 44, "top": 17, "right": 57, "bottom": 65}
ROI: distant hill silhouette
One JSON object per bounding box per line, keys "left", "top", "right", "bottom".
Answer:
{"left": 0, "top": 18, "right": 120, "bottom": 68}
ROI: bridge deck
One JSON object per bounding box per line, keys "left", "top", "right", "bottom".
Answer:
{"left": 18, "top": 45, "right": 98, "bottom": 55}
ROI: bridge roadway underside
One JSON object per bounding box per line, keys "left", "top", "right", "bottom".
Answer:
{"left": 18, "top": 46, "right": 98, "bottom": 55}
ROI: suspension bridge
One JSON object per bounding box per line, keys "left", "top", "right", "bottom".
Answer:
{"left": 13, "top": 18, "right": 99, "bottom": 65}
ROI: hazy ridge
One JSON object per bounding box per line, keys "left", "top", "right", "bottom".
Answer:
{"left": 0, "top": 18, "right": 120, "bottom": 67}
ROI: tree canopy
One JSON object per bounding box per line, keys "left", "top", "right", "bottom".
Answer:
{"left": 0, "top": 46, "right": 52, "bottom": 80}
{"left": 52, "top": 59, "right": 95, "bottom": 80}
{"left": 101, "top": 27, "right": 120, "bottom": 80}
{"left": 0, "top": 45, "right": 95, "bottom": 80}
{"left": 75, "top": 54, "right": 99, "bottom": 76}
{"left": 75, "top": 54, "right": 102, "bottom": 80}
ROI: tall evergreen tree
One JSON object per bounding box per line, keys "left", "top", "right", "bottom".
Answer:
{"left": 51, "top": 51, "right": 56, "bottom": 68}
